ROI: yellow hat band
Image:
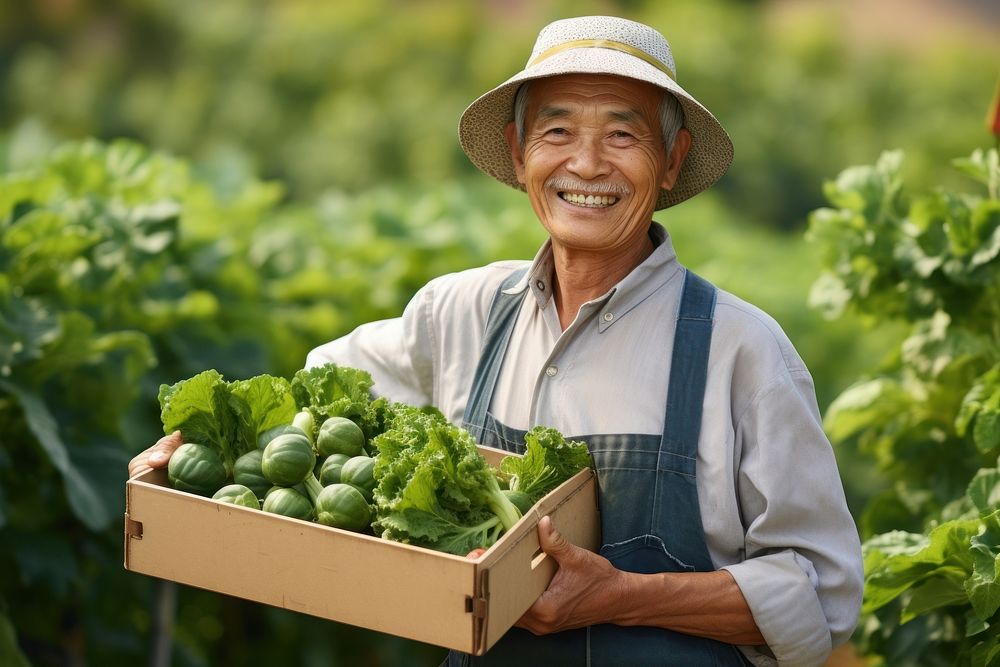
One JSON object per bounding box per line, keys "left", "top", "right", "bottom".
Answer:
{"left": 528, "top": 39, "right": 676, "bottom": 81}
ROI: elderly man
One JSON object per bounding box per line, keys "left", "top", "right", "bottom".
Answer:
{"left": 131, "top": 16, "right": 862, "bottom": 667}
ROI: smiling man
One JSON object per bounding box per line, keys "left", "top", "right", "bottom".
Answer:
{"left": 312, "top": 17, "right": 861, "bottom": 666}
{"left": 130, "top": 15, "right": 862, "bottom": 667}
{"left": 504, "top": 73, "right": 690, "bottom": 330}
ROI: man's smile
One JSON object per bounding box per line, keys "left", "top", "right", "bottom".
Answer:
{"left": 557, "top": 192, "right": 620, "bottom": 208}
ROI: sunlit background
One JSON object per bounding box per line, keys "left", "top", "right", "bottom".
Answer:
{"left": 1, "top": 0, "right": 998, "bottom": 665}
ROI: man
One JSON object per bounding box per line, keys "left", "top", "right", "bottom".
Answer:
{"left": 131, "top": 16, "right": 862, "bottom": 666}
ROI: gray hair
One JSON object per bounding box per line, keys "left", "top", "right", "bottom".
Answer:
{"left": 513, "top": 81, "right": 685, "bottom": 155}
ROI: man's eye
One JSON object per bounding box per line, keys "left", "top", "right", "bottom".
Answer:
{"left": 547, "top": 128, "right": 567, "bottom": 136}
{"left": 611, "top": 131, "right": 634, "bottom": 139}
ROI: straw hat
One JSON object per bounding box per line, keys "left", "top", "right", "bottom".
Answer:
{"left": 458, "top": 16, "right": 733, "bottom": 210}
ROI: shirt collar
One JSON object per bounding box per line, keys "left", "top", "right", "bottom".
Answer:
{"left": 520, "top": 222, "right": 682, "bottom": 331}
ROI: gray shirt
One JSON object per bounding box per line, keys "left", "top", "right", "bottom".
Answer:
{"left": 307, "top": 223, "right": 863, "bottom": 667}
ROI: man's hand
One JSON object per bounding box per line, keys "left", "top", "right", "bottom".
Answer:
{"left": 516, "top": 516, "right": 628, "bottom": 635}
{"left": 127, "top": 430, "right": 183, "bottom": 479}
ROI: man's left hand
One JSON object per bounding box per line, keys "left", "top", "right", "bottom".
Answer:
{"left": 515, "top": 515, "right": 628, "bottom": 635}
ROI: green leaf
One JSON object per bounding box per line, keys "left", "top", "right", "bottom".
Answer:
{"left": 0, "top": 295, "right": 61, "bottom": 371}
{"left": 969, "top": 202, "right": 1000, "bottom": 270}
{"left": 158, "top": 369, "right": 240, "bottom": 466}
{"left": 969, "top": 468, "right": 1000, "bottom": 515}
{"left": 823, "top": 378, "right": 911, "bottom": 444}
{"left": 952, "top": 148, "right": 1000, "bottom": 191}
{"left": 291, "top": 363, "right": 375, "bottom": 424}
{"left": 978, "top": 412, "right": 1000, "bottom": 456}
{"left": 967, "top": 608, "right": 991, "bottom": 638}
{"left": 0, "top": 611, "right": 30, "bottom": 667}
{"left": 226, "top": 374, "right": 297, "bottom": 457}
{"left": 967, "top": 511, "right": 1000, "bottom": 620}
{"left": 970, "top": 637, "right": 1000, "bottom": 667}
{"left": 9, "top": 529, "right": 79, "bottom": 596}
{"left": 806, "top": 271, "right": 852, "bottom": 320}
{"left": 70, "top": 442, "right": 131, "bottom": 522}
{"left": 959, "top": 365, "right": 1000, "bottom": 454}
{"left": 371, "top": 405, "right": 520, "bottom": 554}
{"left": 0, "top": 378, "right": 111, "bottom": 531}
{"left": 901, "top": 575, "right": 970, "bottom": 623}
{"left": 498, "top": 426, "right": 592, "bottom": 505}
{"left": 863, "top": 519, "right": 979, "bottom": 613}
{"left": 900, "top": 310, "right": 993, "bottom": 381}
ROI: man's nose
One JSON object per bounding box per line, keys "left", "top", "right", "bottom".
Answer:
{"left": 566, "top": 136, "right": 611, "bottom": 180}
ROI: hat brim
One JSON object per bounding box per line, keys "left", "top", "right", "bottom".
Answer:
{"left": 458, "top": 48, "right": 733, "bottom": 210}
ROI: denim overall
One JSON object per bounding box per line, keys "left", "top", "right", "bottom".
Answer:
{"left": 448, "top": 268, "right": 751, "bottom": 666}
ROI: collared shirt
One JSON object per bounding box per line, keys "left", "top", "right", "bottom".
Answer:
{"left": 307, "top": 223, "right": 863, "bottom": 667}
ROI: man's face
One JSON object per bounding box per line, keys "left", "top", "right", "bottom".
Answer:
{"left": 505, "top": 74, "right": 689, "bottom": 255}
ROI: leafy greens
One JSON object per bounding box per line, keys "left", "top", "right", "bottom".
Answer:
{"left": 291, "top": 363, "right": 391, "bottom": 444}
{"left": 371, "top": 406, "right": 523, "bottom": 556}
{"left": 371, "top": 408, "right": 593, "bottom": 555}
{"left": 158, "top": 369, "right": 297, "bottom": 473}
{"left": 499, "top": 426, "right": 593, "bottom": 506}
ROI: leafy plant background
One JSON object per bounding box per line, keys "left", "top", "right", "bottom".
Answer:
{"left": 0, "top": 0, "right": 997, "bottom": 665}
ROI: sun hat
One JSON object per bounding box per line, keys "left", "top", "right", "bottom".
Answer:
{"left": 458, "top": 16, "right": 733, "bottom": 210}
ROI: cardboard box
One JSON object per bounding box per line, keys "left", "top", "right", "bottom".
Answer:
{"left": 124, "top": 446, "right": 599, "bottom": 655}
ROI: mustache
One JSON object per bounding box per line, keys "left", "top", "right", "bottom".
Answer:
{"left": 544, "top": 177, "right": 630, "bottom": 196}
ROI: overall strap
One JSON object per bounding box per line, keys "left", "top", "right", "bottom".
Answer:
{"left": 658, "top": 269, "right": 717, "bottom": 474}
{"left": 462, "top": 267, "right": 530, "bottom": 430}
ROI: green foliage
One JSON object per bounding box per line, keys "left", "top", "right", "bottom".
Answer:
{"left": 809, "top": 148, "right": 1000, "bottom": 664}
{"left": 371, "top": 406, "right": 523, "bottom": 556}
{"left": 2, "top": 139, "right": 546, "bottom": 665}
{"left": 159, "top": 369, "right": 297, "bottom": 472}
{"left": 291, "top": 364, "right": 378, "bottom": 438}
{"left": 0, "top": 127, "right": 915, "bottom": 663}
{"left": 499, "top": 426, "right": 593, "bottom": 506}
{"left": 1, "top": 0, "right": 996, "bottom": 230}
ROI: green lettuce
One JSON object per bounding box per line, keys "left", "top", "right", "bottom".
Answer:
{"left": 158, "top": 370, "right": 296, "bottom": 473}
{"left": 499, "top": 426, "right": 593, "bottom": 506}
{"left": 291, "top": 363, "right": 386, "bottom": 441}
{"left": 371, "top": 406, "right": 522, "bottom": 556}
{"left": 227, "top": 374, "right": 299, "bottom": 454}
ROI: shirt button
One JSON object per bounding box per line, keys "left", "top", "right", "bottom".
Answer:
{"left": 545, "top": 366, "right": 558, "bottom": 377}
{"left": 536, "top": 280, "right": 545, "bottom": 291}
{"left": 603, "top": 312, "right": 614, "bottom": 322}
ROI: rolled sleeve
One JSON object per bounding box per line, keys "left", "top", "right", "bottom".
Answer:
{"left": 724, "top": 553, "right": 832, "bottom": 666}
{"left": 727, "top": 369, "right": 863, "bottom": 666}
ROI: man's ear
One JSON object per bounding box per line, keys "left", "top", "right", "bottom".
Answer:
{"left": 660, "top": 128, "right": 692, "bottom": 191}
{"left": 504, "top": 121, "right": 526, "bottom": 185}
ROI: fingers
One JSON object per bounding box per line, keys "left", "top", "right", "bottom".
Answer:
{"left": 466, "top": 548, "right": 487, "bottom": 559}
{"left": 128, "top": 430, "right": 183, "bottom": 478}
{"left": 537, "top": 515, "right": 571, "bottom": 559}
{"left": 148, "top": 431, "right": 183, "bottom": 467}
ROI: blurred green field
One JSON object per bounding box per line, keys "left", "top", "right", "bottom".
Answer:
{"left": 0, "top": 0, "right": 997, "bottom": 665}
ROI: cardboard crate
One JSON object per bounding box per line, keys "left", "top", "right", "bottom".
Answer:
{"left": 123, "top": 446, "right": 599, "bottom": 655}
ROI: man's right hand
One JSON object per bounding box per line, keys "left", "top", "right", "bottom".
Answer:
{"left": 128, "top": 430, "right": 183, "bottom": 479}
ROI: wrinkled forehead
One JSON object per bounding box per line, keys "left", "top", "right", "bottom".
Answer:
{"left": 525, "top": 73, "right": 664, "bottom": 123}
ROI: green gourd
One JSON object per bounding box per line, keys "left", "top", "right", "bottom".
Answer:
{"left": 316, "top": 417, "right": 366, "bottom": 457}
{"left": 339, "top": 456, "right": 376, "bottom": 502}
{"left": 261, "top": 433, "right": 315, "bottom": 486}
{"left": 167, "top": 443, "right": 227, "bottom": 496}
{"left": 314, "top": 484, "right": 371, "bottom": 532}
{"left": 257, "top": 424, "right": 307, "bottom": 450}
{"left": 233, "top": 449, "right": 270, "bottom": 499}
{"left": 262, "top": 486, "right": 314, "bottom": 520}
{"left": 318, "top": 453, "right": 352, "bottom": 486}
{"left": 212, "top": 484, "right": 261, "bottom": 509}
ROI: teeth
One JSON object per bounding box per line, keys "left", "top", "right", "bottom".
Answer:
{"left": 560, "top": 192, "right": 618, "bottom": 208}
